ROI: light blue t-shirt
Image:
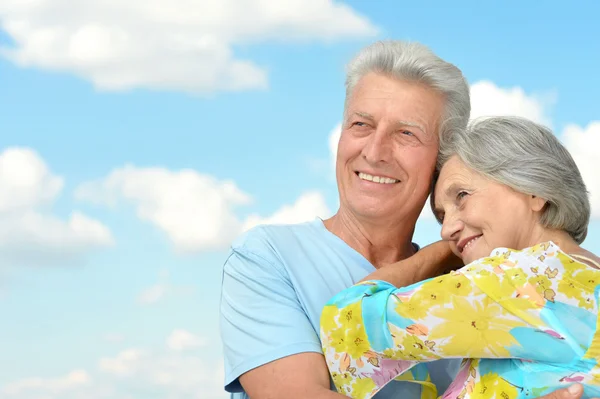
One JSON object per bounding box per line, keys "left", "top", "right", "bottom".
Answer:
{"left": 220, "top": 219, "right": 460, "bottom": 398}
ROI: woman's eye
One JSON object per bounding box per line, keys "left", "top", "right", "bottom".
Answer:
{"left": 456, "top": 191, "right": 468, "bottom": 200}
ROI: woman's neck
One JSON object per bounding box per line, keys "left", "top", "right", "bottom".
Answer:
{"left": 529, "top": 228, "right": 580, "bottom": 253}
{"left": 323, "top": 210, "right": 417, "bottom": 269}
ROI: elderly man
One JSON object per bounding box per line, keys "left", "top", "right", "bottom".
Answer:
{"left": 219, "top": 41, "right": 584, "bottom": 399}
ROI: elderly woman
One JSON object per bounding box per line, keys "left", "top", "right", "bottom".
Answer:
{"left": 320, "top": 116, "right": 600, "bottom": 399}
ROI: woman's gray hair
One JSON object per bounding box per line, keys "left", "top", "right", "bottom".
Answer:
{"left": 434, "top": 116, "right": 590, "bottom": 243}
{"left": 344, "top": 40, "right": 471, "bottom": 138}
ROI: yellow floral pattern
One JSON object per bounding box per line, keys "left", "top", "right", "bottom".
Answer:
{"left": 320, "top": 242, "right": 600, "bottom": 399}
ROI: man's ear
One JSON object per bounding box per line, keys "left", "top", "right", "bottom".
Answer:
{"left": 530, "top": 195, "right": 548, "bottom": 212}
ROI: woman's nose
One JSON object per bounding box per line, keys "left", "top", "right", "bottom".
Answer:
{"left": 441, "top": 214, "right": 464, "bottom": 241}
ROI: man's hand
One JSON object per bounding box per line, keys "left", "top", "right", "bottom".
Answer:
{"left": 537, "top": 384, "right": 597, "bottom": 399}
{"left": 239, "top": 352, "right": 347, "bottom": 399}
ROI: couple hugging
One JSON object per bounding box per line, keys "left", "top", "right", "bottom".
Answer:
{"left": 220, "top": 40, "right": 600, "bottom": 399}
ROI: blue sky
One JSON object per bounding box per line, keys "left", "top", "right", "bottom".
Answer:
{"left": 0, "top": 1, "right": 599, "bottom": 398}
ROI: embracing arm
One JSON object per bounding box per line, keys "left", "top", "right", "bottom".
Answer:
{"left": 359, "top": 240, "right": 463, "bottom": 286}
{"left": 220, "top": 237, "right": 347, "bottom": 399}
{"left": 239, "top": 353, "right": 347, "bottom": 399}
{"left": 320, "top": 246, "right": 586, "bottom": 398}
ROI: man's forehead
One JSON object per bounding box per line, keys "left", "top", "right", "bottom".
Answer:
{"left": 347, "top": 92, "right": 442, "bottom": 137}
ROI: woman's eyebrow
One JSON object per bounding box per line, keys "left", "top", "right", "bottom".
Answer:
{"left": 444, "top": 182, "right": 463, "bottom": 198}
{"left": 432, "top": 182, "right": 463, "bottom": 216}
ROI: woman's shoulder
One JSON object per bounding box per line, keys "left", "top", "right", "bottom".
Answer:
{"left": 481, "top": 241, "right": 599, "bottom": 270}
{"left": 536, "top": 241, "right": 600, "bottom": 270}
{"left": 459, "top": 241, "right": 599, "bottom": 311}
{"left": 567, "top": 250, "right": 600, "bottom": 269}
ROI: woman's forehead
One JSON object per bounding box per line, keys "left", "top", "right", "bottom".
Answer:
{"left": 436, "top": 159, "right": 471, "bottom": 189}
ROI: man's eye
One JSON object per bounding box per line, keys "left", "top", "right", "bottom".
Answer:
{"left": 353, "top": 121, "right": 367, "bottom": 127}
{"left": 401, "top": 130, "right": 414, "bottom": 136}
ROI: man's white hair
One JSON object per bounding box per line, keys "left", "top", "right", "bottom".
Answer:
{"left": 344, "top": 40, "right": 471, "bottom": 139}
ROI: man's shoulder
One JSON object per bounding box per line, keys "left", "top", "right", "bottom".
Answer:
{"left": 225, "top": 219, "right": 375, "bottom": 287}
{"left": 231, "top": 220, "right": 323, "bottom": 254}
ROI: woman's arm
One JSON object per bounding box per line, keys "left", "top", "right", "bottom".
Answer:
{"left": 320, "top": 245, "right": 586, "bottom": 399}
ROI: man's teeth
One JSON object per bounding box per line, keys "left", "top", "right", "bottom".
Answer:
{"left": 358, "top": 172, "right": 398, "bottom": 184}
{"left": 464, "top": 237, "right": 480, "bottom": 251}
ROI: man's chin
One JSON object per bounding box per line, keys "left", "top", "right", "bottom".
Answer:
{"left": 354, "top": 206, "right": 403, "bottom": 221}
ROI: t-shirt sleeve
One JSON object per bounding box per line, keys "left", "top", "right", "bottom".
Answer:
{"left": 219, "top": 230, "right": 323, "bottom": 392}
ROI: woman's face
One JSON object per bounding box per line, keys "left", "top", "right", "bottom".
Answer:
{"left": 433, "top": 156, "right": 547, "bottom": 264}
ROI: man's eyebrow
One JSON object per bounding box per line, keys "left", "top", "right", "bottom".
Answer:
{"left": 351, "top": 112, "right": 426, "bottom": 133}
{"left": 353, "top": 111, "right": 375, "bottom": 121}
{"left": 394, "top": 119, "right": 425, "bottom": 134}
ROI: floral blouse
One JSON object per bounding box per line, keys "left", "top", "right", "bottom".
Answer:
{"left": 320, "top": 242, "right": 600, "bottom": 399}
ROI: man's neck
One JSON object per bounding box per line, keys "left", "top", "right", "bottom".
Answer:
{"left": 323, "top": 210, "right": 417, "bottom": 269}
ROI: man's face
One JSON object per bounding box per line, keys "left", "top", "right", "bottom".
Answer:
{"left": 336, "top": 73, "right": 444, "bottom": 223}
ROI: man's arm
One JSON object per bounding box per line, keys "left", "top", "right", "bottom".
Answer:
{"left": 240, "top": 356, "right": 589, "bottom": 399}
{"left": 240, "top": 353, "right": 347, "bottom": 399}
{"left": 359, "top": 240, "right": 462, "bottom": 286}
{"left": 220, "top": 231, "right": 346, "bottom": 399}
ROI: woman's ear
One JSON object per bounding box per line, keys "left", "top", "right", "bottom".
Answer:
{"left": 530, "top": 195, "right": 548, "bottom": 212}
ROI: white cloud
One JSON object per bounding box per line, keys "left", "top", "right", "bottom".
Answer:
{"left": 166, "top": 329, "right": 207, "bottom": 352}
{"left": 0, "top": 0, "right": 377, "bottom": 94}
{"left": 0, "top": 211, "right": 113, "bottom": 256}
{"left": 0, "top": 147, "right": 113, "bottom": 264}
{"left": 99, "top": 347, "right": 225, "bottom": 399}
{"left": 561, "top": 121, "right": 600, "bottom": 218}
{"left": 76, "top": 165, "right": 330, "bottom": 252}
{"left": 1, "top": 369, "right": 91, "bottom": 397}
{"left": 470, "top": 80, "right": 555, "bottom": 126}
{"left": 243, "top": 191, "right": 331, "bottom": 231}
{"left": 99, "top": 349, "right": 147, "bottom": 377}
{"left": 75, "top": 165, "right": 251, "bottom": 252}
{"left": 0, "top": 147, "right": 63, "bottom": 212}
{"left": 4, "top": 330, "right": 225, "bottom": 399}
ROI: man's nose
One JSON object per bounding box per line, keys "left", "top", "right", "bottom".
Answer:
{"left": 361, "top": 128, "right": 392, "bottom": 164}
